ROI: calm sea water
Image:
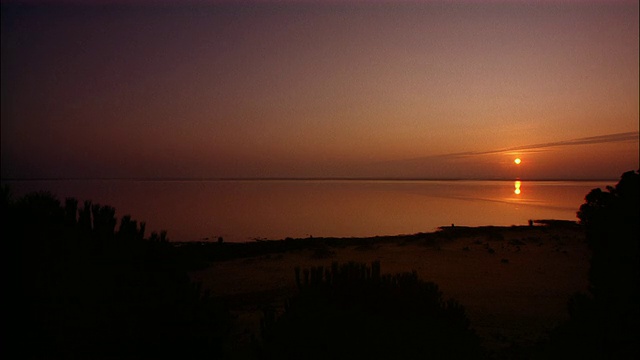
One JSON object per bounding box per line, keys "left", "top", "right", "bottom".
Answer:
{"left": 2, "top": 180, "right": 614, "bottom": 242}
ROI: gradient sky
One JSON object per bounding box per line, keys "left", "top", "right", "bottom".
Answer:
{"left": 2, "top": 0, "right": 638, "bottom": 180}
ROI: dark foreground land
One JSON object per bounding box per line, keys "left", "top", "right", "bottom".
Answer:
{"left": 3, "top": 170, "right": 638, "bottom": 359}
{"left": 189, "top": 221, "right": 590, "bottom": 358}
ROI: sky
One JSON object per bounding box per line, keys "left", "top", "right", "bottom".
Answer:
{"left": 2, "top": 0, "right": 638, "bottom": 180}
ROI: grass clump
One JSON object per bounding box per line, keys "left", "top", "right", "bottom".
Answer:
{"left": 261, "top": 261, "right": 483, "bottom": 359}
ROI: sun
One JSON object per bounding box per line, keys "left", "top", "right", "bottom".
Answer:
{"left": 514, "top": 158, "right": 521, "bottom": 165}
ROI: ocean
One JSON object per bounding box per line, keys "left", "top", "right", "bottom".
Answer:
{"left": 2, "top": 179, "right": 614, "bottom": 242}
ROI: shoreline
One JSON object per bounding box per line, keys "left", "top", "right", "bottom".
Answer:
{"left": 176, "top": 219, "right": 581, "bottom": 261}
{"left": 189, "top": 220, "right": 589, "bottom": 355}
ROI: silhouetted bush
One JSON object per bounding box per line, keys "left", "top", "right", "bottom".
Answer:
{"left": 539, "top": 170, "right": 639, "bottom": 359}
{"left": 3, "top": 190, "right": 230, "bottom": 359}
{"left": 78, "top": 199, "right": 92, "bottom": 233}
{"left": 261, "top": 261, "right": 483, "bottom": 359}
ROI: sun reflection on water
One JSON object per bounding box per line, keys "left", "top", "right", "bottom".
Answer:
{"left": 514, "top": 180, "right": 521, "bottom": 195}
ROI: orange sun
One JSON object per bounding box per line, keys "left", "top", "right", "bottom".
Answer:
{"left": 514, "top": 158, "right": 521, "bottom": 165}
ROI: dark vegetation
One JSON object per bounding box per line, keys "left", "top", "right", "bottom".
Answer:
{"left": 2, "top": 188, "right": 484, "bottom": 359}
{"left": 535, "top": 170, "right": 640, "bottom": 359}
{"left": 1, "top": 190, "right": 230, "bottom": 359}
{"left": 260, "top": 261, "right": 483, "bottom": 359}
{"left": 3, "top": 169, "right": 637, "bottom": 359}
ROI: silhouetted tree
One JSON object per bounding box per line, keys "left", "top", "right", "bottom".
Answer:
{"left": 540, "top": 170, "right": 639, "bottom": 359}
{"left": 577, "top": 170, "right": 639, "bottom": 304}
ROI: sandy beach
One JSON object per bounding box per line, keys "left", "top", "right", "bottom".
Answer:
{"left": 190, "top": 222, "right": 590, "bottom": 355}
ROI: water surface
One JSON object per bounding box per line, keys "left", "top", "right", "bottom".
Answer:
{"left": 3, "top": 180, "right": 613, "bottom": 242}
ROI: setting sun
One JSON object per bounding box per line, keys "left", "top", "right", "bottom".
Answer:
{"left": 514, "top": 158, "right": 522, "bottom": 165}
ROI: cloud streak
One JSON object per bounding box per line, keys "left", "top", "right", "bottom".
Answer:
{"left": 437, "top": 131, "right": 639, "bottom": 160}
{"left": 366, "top": 131, "right": 638, "bottom": 179}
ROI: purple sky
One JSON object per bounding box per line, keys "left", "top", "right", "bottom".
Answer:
{"left": 2, "top": 0, "right": 638, "bottom": 179}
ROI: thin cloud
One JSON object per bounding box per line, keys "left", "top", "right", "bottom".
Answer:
{"left": 373, "top": 131, "right": 638, "bottom": 169}
{"left": 441, "top": 131, "right": 639, "bottom": 159}
{"left": 360, "top": 131, "right": 638, "bottom": 179}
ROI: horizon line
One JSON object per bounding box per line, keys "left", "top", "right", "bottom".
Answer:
{"left": 0, "top": 176, "right": 622, "bottom": 182}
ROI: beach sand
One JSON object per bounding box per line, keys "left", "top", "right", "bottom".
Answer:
{"left": 190, "top": 223, "right": 590, "bottom": 355}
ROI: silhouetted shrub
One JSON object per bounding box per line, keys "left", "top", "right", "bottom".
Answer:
{"left": 64, "top": 197, "right": 78, "bottom": 226}
{"left": 261, "top": 261, "right": 482, "bottom": 359}
{"left": 3, "top": 191, "right": 230, "bottom": 359}
{"left": 540, "top": 170, "right": 639, "bottom": 359}
{"left": 578, "top": 171, "right": 639, "bottom": 301}
{"left": 92, "top": 203, "right": 117, "bottom": 237}
{"left": 78, "top": 199, "right": 92, "bottom": 233}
